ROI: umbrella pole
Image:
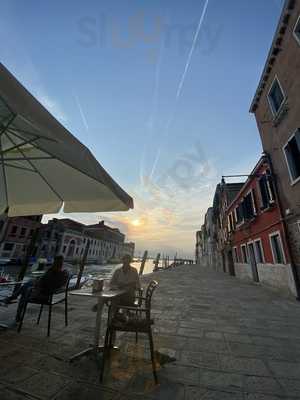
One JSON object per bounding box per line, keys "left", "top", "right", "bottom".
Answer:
{"left": 76, "top": 239, "right": 90, "bottom": 289}
{"left": 13, "top": 228, "right": 40, "bottom": 296}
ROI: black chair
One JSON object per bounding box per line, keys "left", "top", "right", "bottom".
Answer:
{"left": 18, "top": 276, "right": 71, "bottom": 337}
{"left": 100, "top": 280, "right": 158, "bottom": 383}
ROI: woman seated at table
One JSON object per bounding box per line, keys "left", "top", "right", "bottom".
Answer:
{"left": 110, "top": 254, "right": 141, "bottom": 306}
{"left": 92, "top": 255, "right": 141, "bottom": 313}
{"left": 4, "top": 255, "right": 69, "bottom": 321}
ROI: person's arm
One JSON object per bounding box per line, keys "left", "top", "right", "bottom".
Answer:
{"left": 109, "top": 269, "right": 120, "bottom": 289}
{"left": 134, "top": 269, "right": 141, "bottom": 290}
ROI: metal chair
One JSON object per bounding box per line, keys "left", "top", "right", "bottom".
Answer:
{"left": 100, "top": 280, "right": 158, "bottom": 383}
{"left": 17, "top": 276, "right": 71, "bottom": 337}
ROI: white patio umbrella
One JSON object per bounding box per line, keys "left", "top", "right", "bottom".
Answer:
{"left": 0, "top": 63, "right": 133, "bottom": 216}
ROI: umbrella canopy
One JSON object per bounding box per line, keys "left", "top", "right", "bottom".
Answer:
{"left": 0, "top": 63, "right": 133, "bottom": 217}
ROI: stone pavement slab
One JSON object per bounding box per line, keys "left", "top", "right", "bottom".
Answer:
{"left": 1, "top": 264, "right": 300, "bottom": 399}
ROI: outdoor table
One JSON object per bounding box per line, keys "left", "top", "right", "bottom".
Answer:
{"left": 69, "top": 288, "right": 127, "bottom": 362}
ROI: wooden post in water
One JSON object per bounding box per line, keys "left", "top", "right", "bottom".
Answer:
{"left": 76, "top": 239, "right": 90, "bottom": 289}
{"left": 173, "top": 253, "right": 177, "bottom": 267}
{"left": 153, "top": 253, "right": 160, "bottom": 271}
{"left": 139, "top": 250, "right": 148, "bottom": 275}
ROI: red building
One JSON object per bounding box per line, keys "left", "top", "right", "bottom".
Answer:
{"left": 0, "top": 216, "right": 42, "bottom": 262}
{"left": 225, "top": 155, "right": 297, "bottom": 296}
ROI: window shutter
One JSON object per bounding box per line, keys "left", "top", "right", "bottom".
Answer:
{"left": 251, "top": 189, "right": 257, "bottom": 214}
{"left": 295, "top": 129, "right": 300, "bottom": 150}
{"left": 259, "top": 176, "right": 268, "bottom": 209}
{"left": 285, "top": 142, "right": 298, "bottom": 180}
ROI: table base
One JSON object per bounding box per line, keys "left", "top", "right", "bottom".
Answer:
{"left": 69, "top": 345, "right": 119, "bottom": 363}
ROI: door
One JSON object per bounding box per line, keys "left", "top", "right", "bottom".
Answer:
{"left": 227, "top": 250, "right": 235, "bottom": 276}
{"left": 222, "top": 252, "right": 226, "bottom": 272}
{"left": 248, "top": 243, "right": 259, "bottom": 282}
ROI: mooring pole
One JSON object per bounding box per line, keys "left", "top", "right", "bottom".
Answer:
{"left": 139, "top": 250, "right": 148, "bottom": 275}
{"left": 153, "top": 253, "right": 160, "bottom": 272}
{"left": 76, "top": 239, "right": 90, "bottom": 289}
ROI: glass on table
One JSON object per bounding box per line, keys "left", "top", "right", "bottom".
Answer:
{"left": 102, "top": 279, "right": 110, "bottom": 291}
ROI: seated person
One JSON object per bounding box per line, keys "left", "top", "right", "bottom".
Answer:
{"left": 110, "top": 254, "right": 141, "bottom": 306}
{"left": 91, "top": 255, "right": 141, "bottom": 313}
{"left": 6, "top": 255, "right": 68, "bottom": 322}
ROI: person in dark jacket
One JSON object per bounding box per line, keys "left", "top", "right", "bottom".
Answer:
{"left": 6, "top": 255, "right": 68, "bottom": 321}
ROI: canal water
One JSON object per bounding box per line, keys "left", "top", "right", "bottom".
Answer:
{"left": 1, "top": 260, "right": 158, "bottom": 282}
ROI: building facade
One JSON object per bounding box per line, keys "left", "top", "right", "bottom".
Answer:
{"left": 195, "top": 230, "right": 202, "bottom": 264}
{"left": 0, "top": 215, "right": 42, "bottom": 262}
{"left": 196, "top": 208, "right": 218, "bottom": 269}
{"left": 226, "top": 156, "right": 296, "bottom": 295}
{"left": 212, "top": 182, "right": 244, "bottom": 273}
{"left": 250, "top": 0, "right": 300, "bottom": 294}
{"left": 37, "top": 218, "right": 134, "bottom": 264}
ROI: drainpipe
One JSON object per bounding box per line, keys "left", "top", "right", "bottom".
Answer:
{"left": 265, "top": 152, "right": 300, "bottom": 300}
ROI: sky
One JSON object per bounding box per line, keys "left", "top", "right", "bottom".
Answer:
{"left": 1, "top": 0, "right": 284, "bottom": 258}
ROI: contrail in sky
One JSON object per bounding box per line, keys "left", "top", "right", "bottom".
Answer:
{"left": 73, "top": 92, "right": 89, "bottom": 131}
{"left": 140, "top": 32, "right": 165, "bottom": 187}
{"left": 176, "top": 0, "right": 209, "bottom": 100}
{"left": 149, "top": 0, "right": 209, "bottom": 180}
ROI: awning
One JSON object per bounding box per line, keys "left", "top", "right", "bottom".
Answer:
{"left": 0, "top": 63, "right": 134, "bottom": 217}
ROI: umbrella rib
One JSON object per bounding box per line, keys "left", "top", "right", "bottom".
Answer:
{"left": 0, "top": 139, "right": 8, "bottom": 207}
{"left": 0, "top": 115, "right": 16, "bottom": 208}
{"left": 0, "top": 114, "right": 16, "bottom": 137}
{"left": 4, "top": 156, "right": 54, "bottom": 161}
{"left": 4, "top": 162, "right": 37, "bottom": 173}
{"left": 0, "top": 94, "right": 16, "bottom": 120}
{"left": 5, "top": 133, "right": 64, "bottom": 203}
{"left": 7, "top": 127, "right": 58, "bottom": 143}
{"left": 1, "top": 137, "right": 39, "bottom": 155}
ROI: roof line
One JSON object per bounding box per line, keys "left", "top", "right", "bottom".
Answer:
{"left": 226, "top": 154, "right": 267, "bottom": 211}
{"left": 249, "top": 0, "right": 296, "bottom": 113}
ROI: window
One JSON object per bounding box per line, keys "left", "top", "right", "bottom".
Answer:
{"left": 3, "top": 243, "right": 14, "bottom": 251}
{"left": 233, "top": 247, "right": 239, "bottom": 263}
{"left": 269, "top": 232, "right": 285, "bottom": 264}
{"left": 284, "top": 129, "right": 300, "bottom": 183}
{"left": 293, "top": 15, "right": 300, "bottom": 45}
{"left": 241, "top": 244, "right": 248, "bottom": 263}
{"left": 258, "top": 171, "right": 275, "bottom": 209}
{"left": 20, "top": 227, "right": 27, "bottom": 237}
{"left": 254, "top": 239, "right": 264, "bottom": 263}
{"left": 235, "top": 203, "right": 244, "bottom": 224}
{"left": 63, "top": 245, "right": 66, "bottom": 253}
{"left": 243, "top": 192, "right": 255, "bottom": 220}
{"left": 228, "top": 213, "right": 234, "bottom": 232}
{"left": 11, "top": 226, "right": 18, "bottom": 236}
{"left": 268, "top": 77, "right": 285, "bottom": 116}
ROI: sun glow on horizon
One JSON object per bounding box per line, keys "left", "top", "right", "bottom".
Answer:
{"left": 131, "top": 218, "right": 142, "bottom": 227}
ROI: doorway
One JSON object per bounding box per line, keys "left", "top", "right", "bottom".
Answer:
{"left": 222, "top": 252, "right": 226, "bottom": 273}
{"left": 248, "top": 243, "right": 259, "bottom": 282}
{"left": 227, "top": 250, "right": 235, "bottom": 276}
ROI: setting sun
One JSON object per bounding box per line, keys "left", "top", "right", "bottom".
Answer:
{"left": 131, "top": 219, "right": 142, "bottom": 227}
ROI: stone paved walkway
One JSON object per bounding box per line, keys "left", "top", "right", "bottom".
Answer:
{"left": 1, "top": 265, "right": 300, "bottom": 399}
